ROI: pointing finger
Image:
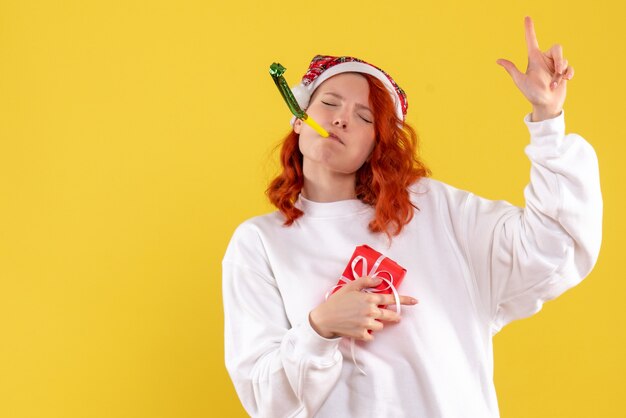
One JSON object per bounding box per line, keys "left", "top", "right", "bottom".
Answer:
{"left": 525, "top": 16, "right": 540, "bottom": 53}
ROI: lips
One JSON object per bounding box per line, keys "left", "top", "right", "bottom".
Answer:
{"left": 328, "top": 132, "right": 344, "bottom": 144}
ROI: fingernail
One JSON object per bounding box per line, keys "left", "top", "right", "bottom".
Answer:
{"left": 411, "top": 298, "right": 418, "bottom": 304}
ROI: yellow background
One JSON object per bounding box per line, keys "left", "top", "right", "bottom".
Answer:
{"left": 1, "top": 0, "right": 624, "bottom": 417}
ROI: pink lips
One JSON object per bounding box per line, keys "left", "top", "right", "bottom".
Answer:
{"left": 328, "top": 132, "right": 344, "bottom": 144}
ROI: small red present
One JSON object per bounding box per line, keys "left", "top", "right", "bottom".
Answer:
{"left": 329, "top": 245, "right": 408, "bottom": 373}
{"left": 331, "top": 245, "right": 406, "bottom": 309}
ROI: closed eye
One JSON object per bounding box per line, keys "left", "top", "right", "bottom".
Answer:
{"left": 321, "top": 100, "right": 372, "bottom": 123}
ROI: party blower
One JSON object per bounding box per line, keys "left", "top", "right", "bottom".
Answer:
{"left": 269, "top": 62, "right": 329, "bottom": 138}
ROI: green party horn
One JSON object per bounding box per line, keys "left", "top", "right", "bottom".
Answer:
{"left": 269, "top": 62, "right": 329, "bottom": 138}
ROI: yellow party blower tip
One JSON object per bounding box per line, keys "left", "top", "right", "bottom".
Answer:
{"left": 269, "top": 62, "right": 329, "bottom": 138}
{"left": 301, "top": 114, "right": 329, "bottom": 137}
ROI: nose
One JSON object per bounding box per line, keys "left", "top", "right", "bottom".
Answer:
{"left": 333, "top": 119, "right": 346, "bottom": 129}
{"left": 332, "top": 110, "right": 349, "bottom": 129}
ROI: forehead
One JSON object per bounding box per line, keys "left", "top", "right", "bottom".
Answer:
{"left": 313, "top": 72, "right": 370, "bottom": 98}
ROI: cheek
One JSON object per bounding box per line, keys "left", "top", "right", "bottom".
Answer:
{"left": 299, "top": 136, "right": 336, "bottom": 166}
{"left": 299, "top": 136, "right": 323, "bottom": 157}
{"left": 356, "top": 132, "right": 376, "bottom": 158}
{"left": 306, "top": 103, "right": 332, "bottom": 121}
{"left": 358, "top": 136, "right": 376, "bottom": 163}
{"left": 365, "top": 134, "right": 376, "bottom": 154}
{"left": 341, "top": 137, "right": 376, "bottom": 171}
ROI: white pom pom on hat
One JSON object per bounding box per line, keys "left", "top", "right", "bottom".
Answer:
{"left": 289, "top": 55, "right": 408, "bottom": 126}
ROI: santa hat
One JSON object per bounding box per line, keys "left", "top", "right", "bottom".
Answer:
{"left": 290, "top": 54, "right": 408, "bottom": 126}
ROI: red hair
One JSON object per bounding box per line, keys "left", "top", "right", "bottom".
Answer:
{"left": 266, "top": 73, "right": 430, "bottom": 238}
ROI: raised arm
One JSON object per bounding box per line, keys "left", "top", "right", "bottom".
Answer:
{"left": 450, "top": 17, "right": 602, "bottom": 331}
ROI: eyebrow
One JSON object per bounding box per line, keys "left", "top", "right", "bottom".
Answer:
{"left": 323, "top": 92, "right": 372, "bottom": 113}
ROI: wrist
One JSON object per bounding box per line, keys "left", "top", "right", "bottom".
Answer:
{"left": 531, "top": 106, "right": 562, "bottom": 122}
{"left": 309, "top": 308, "right": 335, "bottom": 339}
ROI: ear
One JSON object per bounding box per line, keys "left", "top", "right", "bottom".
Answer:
{"left": 294, "top": 118, "right": 303, "bottom": 134}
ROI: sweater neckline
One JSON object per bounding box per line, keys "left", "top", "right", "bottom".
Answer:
{"left": 295, "top": 194, "right": 371, "bottom": 218}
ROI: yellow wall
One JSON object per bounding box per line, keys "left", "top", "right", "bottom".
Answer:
{"left": 1, "top": 0, "right": 624, "bottom": 417}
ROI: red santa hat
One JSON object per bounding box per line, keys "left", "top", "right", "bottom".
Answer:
{"left": 290, "top": 55, "right": 408, "bottom": 126}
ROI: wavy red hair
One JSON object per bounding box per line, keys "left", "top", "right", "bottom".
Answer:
{"left": 266, "top": 73, "right": 430, "bottom": 238}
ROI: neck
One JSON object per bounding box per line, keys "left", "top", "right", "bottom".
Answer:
{"left": 301, "top": 159, "right": 357, "bottom": 202}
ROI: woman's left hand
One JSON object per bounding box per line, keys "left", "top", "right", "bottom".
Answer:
{"left": 496, "top": 16, "right": 574, "bottom": 121}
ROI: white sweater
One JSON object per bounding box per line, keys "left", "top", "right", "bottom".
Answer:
{"left": 222, "top": 111, "right": 602, "bottom": 418}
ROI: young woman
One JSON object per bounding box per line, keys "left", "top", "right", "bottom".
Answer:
{"left": 222, "top": 17, "right": 602, "bottom": 417}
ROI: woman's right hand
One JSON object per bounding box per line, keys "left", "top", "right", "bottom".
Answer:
{"left": 308, "top": 276, "right": 418, "bottom": 341}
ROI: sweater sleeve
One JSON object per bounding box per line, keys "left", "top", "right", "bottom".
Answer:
{"left": 222, "top": 222, "right": 343, "bottom": 418}
{"left": 458, "top": 110, "right": 603, "bottom": 333}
